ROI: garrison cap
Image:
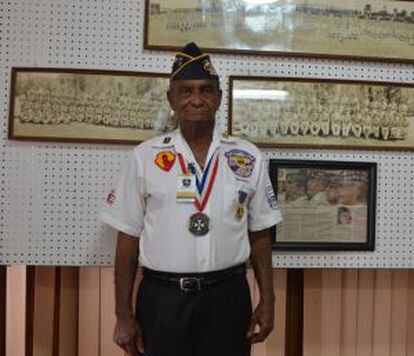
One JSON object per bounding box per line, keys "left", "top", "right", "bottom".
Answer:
{"left": 171, "top": 42, "right": 219, "bottom": 81}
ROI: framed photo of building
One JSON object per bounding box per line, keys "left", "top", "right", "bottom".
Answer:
{"left": 269, "top": 160, "right": 376, "bottom": 251}
{"left": 145, "top": 0, "right": 414, "bottom": 62}
{"left": 8, "top": 68, "right": 172, "bottom": 145}
{"left": 229, "top": 76, "right": 414, "bottom": 151}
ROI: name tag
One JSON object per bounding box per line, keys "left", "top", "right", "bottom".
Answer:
{"left": 176, "top": 175, "right": 196, "bottom": 203}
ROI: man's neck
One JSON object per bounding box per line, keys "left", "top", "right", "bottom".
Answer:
{"left": 179, "top": 121, "right": 215, "bottom": 148}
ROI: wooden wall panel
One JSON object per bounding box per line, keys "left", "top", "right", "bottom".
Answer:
{"left": 6, "top": 265, "right": 26, "bottom": 356}
{"left": 59, "top": 267, "right": 79, "bottom": 356}
{"left": 390, "top": 270, "right": 409, "bottom": 356}
{"left": 340, "top": 269, "right": 358, "bottom": 356}
{"left": 32, "top": 267, "right": 56, "bottom": 356}
{"left": 355, "top": 270, "right": 374, "bottom": 356}
{"left": 5, "top": 267, "right": 414, "bottom": 356}
{"left": 321, "top": 270, "right": 342, "bottom": 356}
{"left": 303, "top": 270, "right": 322, "bottom": 356}
{"left": 372, "top": 270, "right": 392, "bottom": 356}
{"left": 267, "top": 269, "right": 286, "bottom": 356}
{"left": 0, "top": 266, "right": 6, "bottom": 356}
{"left": 78, "top": 268, "right": 100, "bottom": 356}
{"left": 100, "top": 268, "right": 124, "bottom": 356}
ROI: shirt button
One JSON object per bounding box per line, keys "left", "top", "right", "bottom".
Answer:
{"left": 201, "top": 257, "right": 209, "bottom": 264}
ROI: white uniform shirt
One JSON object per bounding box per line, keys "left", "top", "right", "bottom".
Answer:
{"left": 100, "top": 126, "right": 282, "bottom": 273}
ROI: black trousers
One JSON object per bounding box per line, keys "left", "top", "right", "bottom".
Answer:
{"left": 136, "top": 273, "right": 252, "bottom": 356}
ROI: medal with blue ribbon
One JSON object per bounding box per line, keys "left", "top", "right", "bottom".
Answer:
{"left": 178, "top": 149, "right": 219, "bottom": 236}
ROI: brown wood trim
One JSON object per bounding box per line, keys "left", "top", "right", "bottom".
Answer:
{"left": 0, "top": 266, "right": 6, "bottom": 356}
{"left": 8, "top": 67, "right": 170, "bottom": 146}
{"left": 285, "top": 269, "right": 304, "bottom": 356}
{"left": 52, "top": 267, "right": 61, "bottom": 356}
{"left": 25, "top": 266, "right": 35, "bottom": 356}
{"left": 227, "top": 75, "right": 414, "bottom": 152}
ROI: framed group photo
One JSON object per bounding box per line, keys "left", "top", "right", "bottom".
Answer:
{"left": 229, "top": 76, "right": 414, "bottom": 151}
{"left": 145, "top": 0, "right": 414, "bottom": 62}
{"left": 269, "top": 160, "right": 376, "bottom": 250}
{"left": 8, "top": 68, "right": 171, "bottom": 145}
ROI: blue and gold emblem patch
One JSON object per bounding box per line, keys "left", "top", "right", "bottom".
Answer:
{"left": 225, "top": 149, "right": 256, "bottom": 178}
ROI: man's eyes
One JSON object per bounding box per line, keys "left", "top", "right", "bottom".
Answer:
{"left": 177, "top": 87, "right": 216, "bottom": 96}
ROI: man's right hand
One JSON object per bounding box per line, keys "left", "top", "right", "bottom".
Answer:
{"left": 113, "top": 316, "right": 145, "bottom": 356}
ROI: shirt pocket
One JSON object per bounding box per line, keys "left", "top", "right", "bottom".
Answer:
{"left": 222, "top": 183, "right": 250, "bottom": 230}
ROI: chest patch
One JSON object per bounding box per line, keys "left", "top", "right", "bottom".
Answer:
{"left": 224, "top": 149, "right": 255, "bottom": 178}
{"left": 154, "top": 151, "right": 176, "bottom": 172}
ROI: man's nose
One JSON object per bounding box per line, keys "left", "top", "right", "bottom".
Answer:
{"left": 189, "top": 92, "right": 203, "bottom": 106}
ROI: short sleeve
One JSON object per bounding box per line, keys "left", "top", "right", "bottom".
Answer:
{"left": 248, "top": 157, "right": 282, "bottom": 232}
{"left": 99, "top": 152, "right": 145, "bottom": 237}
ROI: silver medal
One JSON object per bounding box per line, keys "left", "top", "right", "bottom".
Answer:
{"left": 188, "top": 212, "right": 210, "bottom": 236}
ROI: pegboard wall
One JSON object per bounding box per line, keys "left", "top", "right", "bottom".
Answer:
{"left": 0, "top": 0, "right": 413, "bottom": 268}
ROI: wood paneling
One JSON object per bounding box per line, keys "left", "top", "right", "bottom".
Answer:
{"left": 59, "top": 267, "right": 79, "bottom": 356}
{"left": 6, "top": 265, "right": 26, "bottom": 356}
{"left": 4, "top": 266, "right": 414, "bottom": 356}
{"left": 285, "top": 269, "right": 303, "bottom": 356}
{"left": 356, "top": 270, "right": 375, "bottom": 356}
{"left": 78, "top": 268, "right": 101, "bottom": 356}
{"left": 0, "top": 266, "right": 6, "bottom": 356}
{"left": 321, "top": 270, "right": 341, "bottom": 356}
{"left": 32, "top": 267, "right": 56, "bottom": 356}
{"left": 303, "top": 270, "right": 322, "bottom": 356}
{"left": 341, "top": 269, "right": 358, "bottom": 356}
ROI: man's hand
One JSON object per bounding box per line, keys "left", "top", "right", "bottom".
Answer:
{"left": 247, "top": 300, "right": 275, "bottom": 344}
{"left": 113, "top": 316, "right": 144, "bottom": 355}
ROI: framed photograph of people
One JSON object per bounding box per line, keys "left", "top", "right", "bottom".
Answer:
{"left": 8, "top": 68, "right": 172, "bottom": 145}
{"left": 269, "top": 160, "right": 377, "bottom": 251}
{"left": 145, "top": 0, "right": 414, "bottom": 62}
{"left": 229, "top": 76, "right": 414, "bottom": 151}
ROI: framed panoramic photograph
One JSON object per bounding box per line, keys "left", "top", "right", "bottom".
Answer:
{"left": 269, "top": 160, "right": 377, "bottom": 251}
{"left": 229, "top": 76, "right": 414, "bottom": 151}
{"left": 145, "top": 0, "right": 414, "bottom": 62}
{"left": 8, "top": 68, "right": 171, "bottom": 145}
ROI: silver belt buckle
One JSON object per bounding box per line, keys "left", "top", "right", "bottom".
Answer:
{"left": 179, "top": 277, "right": 202, "bottom": 292}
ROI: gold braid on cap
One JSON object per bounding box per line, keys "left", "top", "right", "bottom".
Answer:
{"left": 171, "top": 53, "right": 210, "bottom": 80}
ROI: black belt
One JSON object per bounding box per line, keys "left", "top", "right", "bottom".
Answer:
{"left": 143, "top": 264, "right": 246, "bottom": 292}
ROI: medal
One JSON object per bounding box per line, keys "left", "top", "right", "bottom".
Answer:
{"left": 178, "top": 149, "right": 220, "bottom": 236}
{"left": 188, "top": 212, "right": 210, "bottom": 236}
{"left": 235, "top": 190, "right": 248, "bottom": 220}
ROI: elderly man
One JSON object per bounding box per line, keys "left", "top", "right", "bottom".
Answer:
{"left": 100, "top": 43, "right": 282, "bottom": 356}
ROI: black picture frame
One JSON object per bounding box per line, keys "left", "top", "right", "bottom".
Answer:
{"left": 269, "top": 159, "right": 377, "bottom": 251}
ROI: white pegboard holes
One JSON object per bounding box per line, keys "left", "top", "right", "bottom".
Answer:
{"left": 1, "top": 0, "right": 414, "bottom": 266}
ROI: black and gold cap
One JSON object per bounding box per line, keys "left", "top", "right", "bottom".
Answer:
{"left": 171, "top": 42, "right": 219, "bottom": 81}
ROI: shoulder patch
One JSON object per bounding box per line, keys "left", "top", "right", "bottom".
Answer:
{"left": 224, "top": 149, "right": 256, "bottom": 178}
{"left": 154, "top": 151, "right": 176, "bottom": 172}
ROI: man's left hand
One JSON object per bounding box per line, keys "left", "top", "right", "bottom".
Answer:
{"left": 247, "top": 300, "right": 275, "bottom": 344}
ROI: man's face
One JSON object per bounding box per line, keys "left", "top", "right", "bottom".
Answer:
{"left": 167, "top": 79, "right": 222, "bottom": 125}
{"left": 307, "top": 178, "right": 326, "bottom": 196}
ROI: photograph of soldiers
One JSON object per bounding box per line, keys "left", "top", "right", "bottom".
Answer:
{"left": 147, "top": 0, "right": 414, "bottom": 61}
{"left": 231, "top": 79, "right": 414, "bottom": 150}
{"left": 10, "top": 71, "right": 171, "bottom": 142}
{"left": 274, "top": 166, "right": 372, "bottom": 244}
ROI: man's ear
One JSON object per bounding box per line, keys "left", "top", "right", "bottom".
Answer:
{"left": 167, "top": 87, "right": 175, "bottom": 110}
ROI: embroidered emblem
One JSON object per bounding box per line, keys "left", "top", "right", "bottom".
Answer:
{"left": 155, "top": 151, "right": 176, "bottom": 172}
{"left": 265, "top": 186, "right": 279, "bottom": 210}
{"left": 224, "top": 149, "right": 255, "bottom": 178}
{"left": 163, "top": 136, "right": 171, "bottom": 144}
{"left": 202, "top": 58, "right": 217, "bottom": 75}
{"left": 106, "top": 189, "right": 116, "bottom": 206}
